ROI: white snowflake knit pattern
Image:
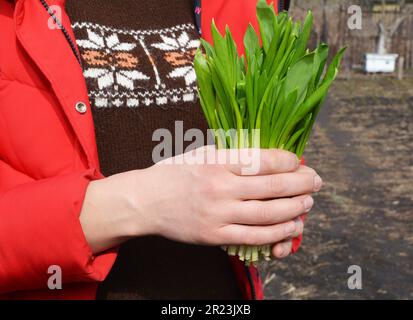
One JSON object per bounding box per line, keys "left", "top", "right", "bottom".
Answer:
{"left": 72, "top": 22, "right": 201, "bottom": 108}
{"left": 151, "top": 31, "right": 199, "bottom": 86}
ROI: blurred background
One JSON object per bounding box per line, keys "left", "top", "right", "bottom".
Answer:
{"left": 261, "top": 0, "right": 413, "bottom": 299}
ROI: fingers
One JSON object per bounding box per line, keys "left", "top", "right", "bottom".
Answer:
{"left": 228, "top": 195, "right": 313, "bottom": 225}
{"left": 296, "top": 165, "right": 316, "bottom": 173}
{"left": 272, "top": 240, "right": 293, "bottom": 259}
{"left": 222, "top": 148, "right": 299, "bottom": 176}
{"left": 272, "top": 218, "right": 304, "bottom": 259}
{"left": 234, "top": 167, "right": 322, "bottom": 200}
{"left": 291, "top": 217, "right": 304, "bottom": 238}
{"left": 218, "top": 219, "right": 300, "bottom": 246}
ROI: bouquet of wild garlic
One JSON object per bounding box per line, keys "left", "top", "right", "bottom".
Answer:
{"left": 194, "top": 0, "right": 345, "bottom": 265}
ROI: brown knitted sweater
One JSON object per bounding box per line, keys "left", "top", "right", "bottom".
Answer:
{"left": 65, "top": 0, "right": 242, "bottom": 299}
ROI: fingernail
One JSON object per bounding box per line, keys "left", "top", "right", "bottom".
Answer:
{"left": 314, "top": 175, "right": 323, "bottom": 191}
{"left": 294, "top": 217, "right": 302, "bottom": 229}
{"left": 304, "top": 196, "right": 314, "bottom": 212}
{"left": 285, "top": 221, "right": 296, "bottom": 236}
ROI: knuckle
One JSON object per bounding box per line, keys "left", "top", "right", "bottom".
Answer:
{"left": 218, "top": 175, "right": 237, "bottom": 195}
{"left": 208, "top": 234, "right": 222, "bottom": 246}
{"left": 272, "top": 224, "right": 287, "bottom": 242}
{"left": 213, "top": 227, "right": 232, "bottom": 245}
{"left": 303, "top": 173, "right": 316, "bottom": 190}
{"left": 256, "top": 204, "right": 272, "bottom": 224}
{"left": 295, "top": 199, "right": 306, "bottom": 213}
{"left": 199, "top": 201, "right": 222, "bottom": 222}
{"left": 214, "top": 230, "right": 229, "bottom": 245}
{"left": 224, "top": 206, "right": 238, "bottom": 224}
{"left": 269, "top": 175, "right": 284, "bottom": 195}
{"left": 198, "top": 176, "right": 219, "bottom": 198}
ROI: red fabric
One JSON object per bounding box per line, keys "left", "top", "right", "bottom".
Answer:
{"left": 228, "top": 256, "right": 264, "bottom": 300}
{"left": 0, "top": 0, "right": 116, "bottom": 299}
{"left": 202, "top": 0, "right": 278, "bottom": 56}
{"left": 0, "top": 0, "right": 302, "bottom": 300}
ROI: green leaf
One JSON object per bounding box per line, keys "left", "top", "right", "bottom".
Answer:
{"left": 322, "top": 47, "right": 346, "bottom": 85}
{"left": 295, "top": 46, "right": 346, "bottom": 156}
{"left": 209, "top": 58, "right": 234, "bottom": 129}
{"left": 274, "top": 89, "right": 298, "bottom": 147}
{"left": 211, "top": 19, "right": 230, "bottom": 71}
{"left": 284, "top": 126, "right": 306, "bottom": 151}
{"left": 284, "top": 52, "right": 315, "bottom": 105}
{"left": 276, "top": 11, "right": 288, "bottom": 33}
{"left": 236, "top": 80, "right": 247, "bottom": 119}
{"left": 279, "top": 73, "right": 337, "bottom": 146}
{"left": 264, "top": 18, "right": 293, "bottom": 82}
{"left": 211, "top": 20, "right": 225, "bottom": 51}
{"left": 194, "top": 50, "right": 216, "bottom": 126}
{"left": 262, "top": 28, "right": 281, "bottom": 74}
{"left": 198, "top": 90, "right": 214, "bottom": 129}
{"left": 245, "top": 54, "right": 256, "bottom": 129}
{"left": 215, "top": 98, "right": 231, "bottom": 135}
{"left": 225, "top": 26, "right": 238, "bottom": 85}
{"left": 200, "top": 38, "right": 215, "bottom": 57}
{"left": 313, "top": 44, "right": 329, "bottom": 87}
{"left": 290, "top": 11, "right": 313, "bottom": 65}
{"left": 256, "top": 0, "right": 276, "bottom": 54}
{"left": 244, "top": 24, "right": 260, "bottom": 65}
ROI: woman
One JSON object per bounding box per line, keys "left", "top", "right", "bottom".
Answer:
{"left": 0, "top": 0, "right": 320, "bottom": 299}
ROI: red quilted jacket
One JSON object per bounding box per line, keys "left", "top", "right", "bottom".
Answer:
{"left": 0, "top": 0, "right": 301, "bottom": 300}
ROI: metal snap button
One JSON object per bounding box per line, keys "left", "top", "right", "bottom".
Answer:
{"left": 75, "top": 101, "right": 87, "bottom": 114}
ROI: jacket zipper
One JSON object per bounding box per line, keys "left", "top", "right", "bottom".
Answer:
{"left": 39, "top": 0, "right": 82, "bottom": 66}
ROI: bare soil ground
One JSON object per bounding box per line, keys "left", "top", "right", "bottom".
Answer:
{"left": 261, "top": 75, "right": 413, "bottom": 300}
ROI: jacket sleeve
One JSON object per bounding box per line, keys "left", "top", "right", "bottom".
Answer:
{"left": 0, "top": 159, "right": 117, "bottom": 293}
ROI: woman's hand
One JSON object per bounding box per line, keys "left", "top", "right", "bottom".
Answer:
{"left": 80, "top": 146, "right": 322, "bottom": 254}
